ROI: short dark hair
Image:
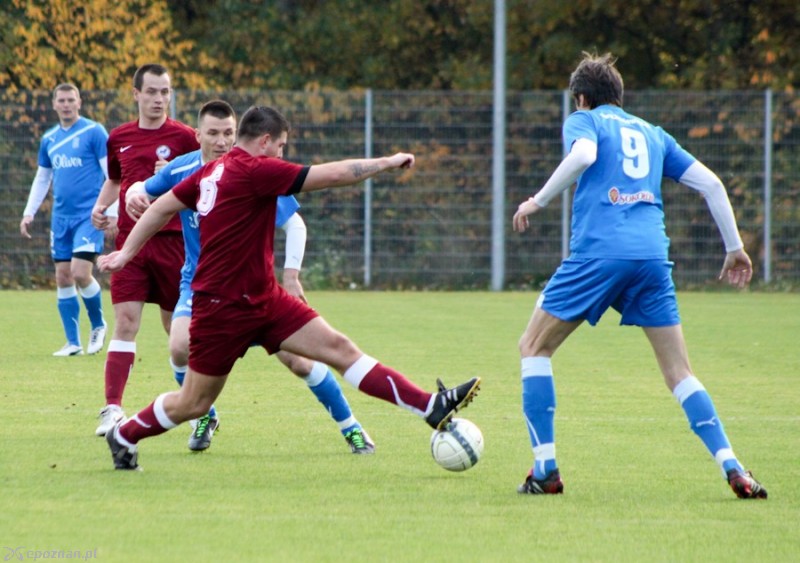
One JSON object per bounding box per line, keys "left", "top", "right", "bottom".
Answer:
{"left": 52, "top": 83, "right": 80, "bottom": 99}
{"left": 198, "top": 100, "right": 236, "bottom": 125}
{"left": 568, "top": 52, "right": 624, "bottom": 109}
{"left": 133, "top": 64, "right": 169, "bottom": 90}
{"left": 237, "top": 106, "right": 290, "bottom": 141}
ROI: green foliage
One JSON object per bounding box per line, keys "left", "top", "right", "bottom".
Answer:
{"left": 2, "top": 290, "right": 799, "bottom": 561}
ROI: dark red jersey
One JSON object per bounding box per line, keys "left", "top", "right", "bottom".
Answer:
{"left": 107, "top": 118, "right": 199, "bottom": 235}
{"left": 172, "top": 147, "right": 309, "bottom": 305}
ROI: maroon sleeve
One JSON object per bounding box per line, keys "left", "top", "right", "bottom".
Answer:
{"left": 252, "top": 158, "right": 305, "bottom": 197}
{"left": 172, "top": 168, "right": 202, "bottom": 211}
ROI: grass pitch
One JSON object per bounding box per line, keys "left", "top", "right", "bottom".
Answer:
{"left": 1, "top": 290, "right": 798, "bottom": 562}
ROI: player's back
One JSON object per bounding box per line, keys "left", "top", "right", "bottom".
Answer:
{"left": 565, "top": 105, "right": 694, "bottom": 260}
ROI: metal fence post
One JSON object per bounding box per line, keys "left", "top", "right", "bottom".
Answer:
{"left": 764, "top": 88, "right": 773, "bottom": 283}
{"left": 364, "top": 89, "right": 374, "bottom": 287}
{"left": 491, "top": 0, "right": 506, "bottom": 291}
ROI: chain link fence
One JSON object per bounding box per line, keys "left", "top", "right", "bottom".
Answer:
{"left": 1, "top": 89, "right": 797, "bottom": 290}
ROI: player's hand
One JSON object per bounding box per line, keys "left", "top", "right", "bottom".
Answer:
{"left": 91, "top": 204, "right": 111, "bottom": 230}
{"left": 97, "top": 250, "right": 130, "bottom": 273}
{"left": 388, "top": 153, "right": 414, "bottom": 170}
{"left": 512, "top": 197, "right": 542, "bottom": 233}
{"left": 19, "top": 215, "right": 33, "bottom": 239}
{"left": 282, "top": 269, "right": 307, "bottom": 303}
{"left": 126, "top": 192, "right": 151, "bottom": 222}
{"left": 154, "top": 159, "right": 169, "bottom": 174}
{"left": 719, "top": 248, "right": 753, "bottom": 289}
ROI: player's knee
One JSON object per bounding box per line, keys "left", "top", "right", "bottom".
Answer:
{"left": 169, "top": 336, "right": 189, "bottom": 366}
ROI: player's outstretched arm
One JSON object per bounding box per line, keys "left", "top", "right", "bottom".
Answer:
{"left": 513, "top": 139, "right": 596, "bottom": 233}
{"left": 301, "top": 153, "right": 414, "bottom": 192}
{"left": 98, "top": 191, "right": 186, "bottom": 273}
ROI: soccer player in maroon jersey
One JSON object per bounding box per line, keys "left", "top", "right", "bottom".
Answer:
{"left": 91, "top": 64, "right": 199, "bottom": 437}
{"left": 98, "top": 106, "right": 481, "bottom": 470}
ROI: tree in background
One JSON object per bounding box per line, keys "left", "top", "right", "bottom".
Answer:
{"left": 0, "top": 0, "right": 210, "bottom": 93}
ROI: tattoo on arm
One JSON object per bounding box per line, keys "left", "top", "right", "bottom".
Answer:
{"left": 349, "top": 162, "right": 381, "bottom": 178}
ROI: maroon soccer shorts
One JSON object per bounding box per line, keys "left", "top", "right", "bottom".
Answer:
{"left": 110, "top": 234, "right": 183, "bottom": 311}
{"left": 188, "top": 288, "right": 319, "bottom": 376}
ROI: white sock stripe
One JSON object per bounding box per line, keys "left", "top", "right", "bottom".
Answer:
{"left": 78, "top": 279, "right": 101, "bottom": 298}
{"left": 343, "top": 355, "right": 378, "bottom": 389}
{"left": 521, "top": 356, "right": 553, "bottom": 378}
{"left": 672, "top": 375, "right": 705, "bottom": 405}
{"left": 336, "top": 415, "right": 358, "bottom": 430}
{"left": 524, "top": 414, "right": 541, "bottom": 446}
{"left": 57, "top": 285, "right": 78, "bottom": 299}
{"left": 153, "top": 393, "right": 178, "bottom": 429}
{"left": 714, "top": 448, "right": 736, "bottom": 465}
{"left": 305, "top": 362, "right": 329, "bottom": 387}
{"left": 533, "top": 443, "right": 556, "bottom": 460}
{"left": 169, "top": 357, "right": 187, "bottom": 374}
{"left": 108, "top": 340, "right": 137, "bottom": 354}
{"left": 114, "top": 426, "right": 136, "bottom": 449}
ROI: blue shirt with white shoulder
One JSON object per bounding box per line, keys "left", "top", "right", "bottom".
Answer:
{"left": 38, "top": 116, "right": 108, "bottom": 218}
{"left": 563, "top": 105, "right": 695, "bottom": 259}
{"left": 143, "top": 149, "right": 300, "bottom": 288}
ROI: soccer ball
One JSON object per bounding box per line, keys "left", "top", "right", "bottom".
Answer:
{"left": 430, "top": 418, "right": 484, "bottom": 472}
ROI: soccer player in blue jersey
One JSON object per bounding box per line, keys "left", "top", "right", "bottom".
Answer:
{"left": 512, "top": 52, "right": 766, "bottom": 499}
{"left": 125, "top": 100, "right": 375, "bottom": 453}
{"left": 20, "top": 83, "right": 109, "bottom": 357}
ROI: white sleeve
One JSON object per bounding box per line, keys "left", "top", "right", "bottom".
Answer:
{"left": 99, "top": 156, "right": 109, "bottom": 180}
{"left": 280, "top": 213, "right": 307, "bottom": 270}
{"left": 105, "top": 200, "right": 119, "bottom": 218}
{"left": 532, "top": 138, "right": 597, "bottom": 207}
{"left": 678, "top": 161, "right": 743, "bottom": 252}
{"left": 23, "top": 166, "right": 54, "bottom": 217}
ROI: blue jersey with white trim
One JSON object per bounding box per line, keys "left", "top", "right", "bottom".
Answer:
{"left": 144, "top": 150, "right": 300, "bottom": 285}
{"left": 37, "top": 116, "right": 108, "bottom": 218}
{"left": 563, "top": 105, "right": 695, "bottom": 259}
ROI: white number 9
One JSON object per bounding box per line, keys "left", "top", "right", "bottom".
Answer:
{"left": 620, "top": 127, "right": 650, "bottom": 179}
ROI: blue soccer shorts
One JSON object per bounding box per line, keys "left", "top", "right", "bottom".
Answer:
{"left": 172, "top": 286, "right": 194, "bottom": 320}
{"left": 539, "top": 258, "right": 681, "bottom": 327}
{"left": 50, "top": 215, "right": 104, "bottom": 261}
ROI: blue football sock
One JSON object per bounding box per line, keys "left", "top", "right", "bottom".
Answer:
{"left": 57, "top": 286, "right": 81, "bottom": 346}
{"left": 78, "top": 279, "right": 105, "bottom": 329}
{"left": 521, "top": 356, "right": 558, "bottom": 479}
{"left": 305, "top": 362, "right": 357, "bottom": 434}
{"left": 673, "top": 376, "right": 744, "bottom": 475}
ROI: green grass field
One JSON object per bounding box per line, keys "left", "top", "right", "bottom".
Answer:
{"left": 1, "top": 290, "right": 798, "bottom": 562}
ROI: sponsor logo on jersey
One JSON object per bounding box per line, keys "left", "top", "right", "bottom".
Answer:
{"left": 52, "top": 154, "right": 83, "bottom": 169}
{"left": 156, "top": 145, "right": 171, "bottom": 159}
{"left": 120, "top": 145, "right": 133, "bottom": 152}
{"left": 608, "top": 186, "right": 655, "bottom": 205}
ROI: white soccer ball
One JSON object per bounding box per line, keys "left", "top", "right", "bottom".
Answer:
{"left": 430, "top": 418, "right": 484, "bottom": 472}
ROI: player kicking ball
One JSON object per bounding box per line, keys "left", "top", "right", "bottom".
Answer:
{"left": 98, "top": 105, "right": 480, "bottom": 470}
{"left": 125, "top": 99, "right": 376, "bottom": 454}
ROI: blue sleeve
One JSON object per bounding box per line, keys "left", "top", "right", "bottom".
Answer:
{"left": 661, "top": 130, "right": 696, "bottom": 181}
{"left": 275, "top": 195, "right": 301, "bottom": 227}
{"left": 144, "top": 160, "right": 180, "bottom": 197}
{"left": 37, "top": 136, "right": 51, "bottom": 168}
{"left": 562, "top": 111, "right": 596, "bottom": 153}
